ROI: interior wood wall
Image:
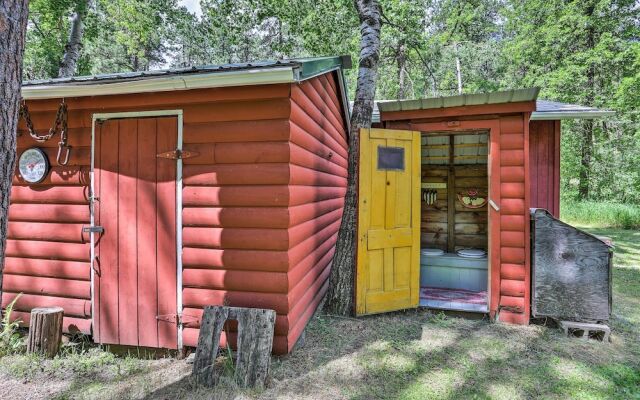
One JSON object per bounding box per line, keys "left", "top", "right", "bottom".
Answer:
{"left": 2, "top": 71, "right": 348, "bottom": 355}
{"left": 421, "top": 166, "right": 488, "bottom": 252}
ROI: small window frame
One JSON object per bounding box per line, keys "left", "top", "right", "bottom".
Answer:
{"left": 377, "top": 145, "right": 405, "bottom": 171}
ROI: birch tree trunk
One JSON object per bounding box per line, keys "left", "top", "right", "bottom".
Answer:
{"left": 58, "top": 0, "right": 90, "bottom": 78}
{"left": 0, "top": 0, "right": 29, "bottom": 302}
{"left": 324, "top": 0, "right": 382, "bottom": 316}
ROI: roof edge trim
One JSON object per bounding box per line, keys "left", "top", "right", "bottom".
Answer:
{"left": 21, "top": 66, "right": 296, "bottom": 100}
{"left": 531, "top": 110, "right": 615, "bottom": 120}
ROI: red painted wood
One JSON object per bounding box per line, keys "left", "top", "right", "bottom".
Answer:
{"left": 500, "top": 264, "right": 526, "bottom": 280}
{"left": 523, "top": 112, "right": 532, "bottom": 321}
{"left": 11, "top": 311, "right": 91, "bottom": 335}
{"left": 14, "top": 166, "right": 90, "bottom": 186}
{"left": 10, "top": 185, "right": 89, "bottom": 204}
{"left": 183, "top": 119, "right": 290, "bottom": 144}
{"left": 3, "top": 275, "right": 90, "bottom": 299}
{"left": 182, "top": 206, "right": 290, "bottom": 228}
{"left": 5, "top": 239, "right": 88, "bottom": 261}
{"left": 93, "top": 116, "right": 102, "bottom": 342}
{"left": 97, "top": 119, "right": 119, "bottom": 344}
{"left": 529, "top": 120, "right": 561, "bottom": 217}
{"left": 5, "top": 70, "right": 349, "bottom": 354}
{"left": 2, "top": 292, "right": 91, "bottom": 318}
{"left": 7, "top": 222, "right": 86, "bottom": 243}
{"left": 137, "top": 118, "right": 159, "bottom": 348}
{"left": 3, "top": 258, "right": 89, "bottom": 281}
{"left": 96, "top": 117, "right": 178, "bottom": 349}
{"left": 156, "top": 117, "right": 178, "bottom": 349}
{"left": 118, "top": 118, "right": 139, "bottom": 346}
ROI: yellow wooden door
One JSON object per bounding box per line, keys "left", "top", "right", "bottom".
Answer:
{"left": 356, "top": 128, "right": 421, "bottom": 315}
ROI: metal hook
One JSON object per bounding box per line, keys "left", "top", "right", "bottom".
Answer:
{"left": 57, "top": 141, "right": 71, "bottom": 165}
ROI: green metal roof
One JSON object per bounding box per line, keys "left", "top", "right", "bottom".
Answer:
{"left": 377, "top": 88, "right": 541, "bottom": 113}
{"left": 23, "top": 56, "right": 352, "bottom": 87}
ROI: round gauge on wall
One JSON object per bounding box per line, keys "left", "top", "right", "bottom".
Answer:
{"left": 18, "top": 147, "right": 50, "bottom": 184}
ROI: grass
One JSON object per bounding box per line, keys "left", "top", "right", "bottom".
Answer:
{"left": 0, "top": 227, "right": 638, "bottom": 399}
{"left": 561, "top": 200, "right": 640, "bottom": 229}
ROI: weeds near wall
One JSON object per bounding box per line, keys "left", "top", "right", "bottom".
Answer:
{"left": 0, "top": 294, "right": 24, "bottom": 357}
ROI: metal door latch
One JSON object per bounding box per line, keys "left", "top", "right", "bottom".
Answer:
{"left": 82, "top": 226, "right": 104, "bottom": 233}
{"left": 156, "top": 149, "right": 199, "bottom": 160}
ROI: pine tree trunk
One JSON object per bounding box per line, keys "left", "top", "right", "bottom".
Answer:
{"left": 324, "top": 0, "right": 382, "bottom": 316}
{"left": 578, "top": 2, "right": 596, "bottom": 199}
{"left": 59, "top": 0, "right": 90, "bottom": 78}
{"left": 0, "top": 0, "right": 29, "bottom": 303}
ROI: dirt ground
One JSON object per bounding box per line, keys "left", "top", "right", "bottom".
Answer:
{"left": 0, "top": 227, "right": 638, "bottom": 400}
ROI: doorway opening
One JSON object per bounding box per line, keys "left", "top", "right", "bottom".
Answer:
{"left": 420, "top": 131, "right": 489, "bottom": 312}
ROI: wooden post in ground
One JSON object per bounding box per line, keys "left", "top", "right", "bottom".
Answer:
{"left": 27, "top": 307, "right": 64, "bottom": 358}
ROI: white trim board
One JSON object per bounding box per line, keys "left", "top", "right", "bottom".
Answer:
{"left": 90, "top": 109, "right": 184, "bottom": 350}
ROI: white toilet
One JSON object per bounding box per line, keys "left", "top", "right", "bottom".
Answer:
{"left": 421, "top": 248, "right": 445, "bottom": 257}
{"left": 456, "top": 248, "right": 487, "bottom": 259}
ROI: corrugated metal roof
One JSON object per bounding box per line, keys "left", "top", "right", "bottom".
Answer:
{"left": 22, "top": 56, "right": 350, "bottom": 87}
{"left": 352, "top": 90, "right": 613, "bottom": 123}
{"left": 531, "top": 100, "right": 615, "bottom": 120}
{"left": 376, "top": 88, "right": 541, "bottom": 113}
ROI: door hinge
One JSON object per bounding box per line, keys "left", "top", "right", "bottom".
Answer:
{"left": 156, "top": 313, "right": 179, "bottom": 324}
{"left": 156, "top": 149, "right": 199, "bottom": 160}
{"left": 156, "top": 313, "right": 199, "bottom": 326}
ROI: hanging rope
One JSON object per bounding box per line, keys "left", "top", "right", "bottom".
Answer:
{"left": 19, "top": 100, "right": 71, "bottom": 166}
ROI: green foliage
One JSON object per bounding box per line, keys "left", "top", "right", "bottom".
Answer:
{"left": 0, "top": 294, "right": 25, "bottom": 357}
{"left": 561, "top": 200, "right": 640, "bottom": 229}
{"left": 22, "top": 0, "right": 640, "bottom": 205}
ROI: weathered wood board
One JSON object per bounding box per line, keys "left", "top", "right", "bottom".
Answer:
{"left": 192, "top": 305, "right": 276, "bottom": 388}
{"left": 531, "top": 209, "right": 612, "bottom": 322}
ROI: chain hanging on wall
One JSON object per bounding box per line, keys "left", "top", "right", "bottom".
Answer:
{"left": 19, "top": 99, "right": 71, "bottom": 166}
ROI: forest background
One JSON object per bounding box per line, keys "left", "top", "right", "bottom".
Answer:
{"left": 24, "top": 0, "right": 640, "bottom": 222}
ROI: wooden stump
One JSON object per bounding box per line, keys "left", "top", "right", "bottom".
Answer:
{"left": 192, "top": 306, "right": 276, "bottom": 388}
{"left": 27, "top": 307, "right": 64, "bottom": 358}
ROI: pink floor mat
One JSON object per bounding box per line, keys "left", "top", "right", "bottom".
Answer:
{"left": 421, "top": 287, "right": 487, "bottom": 305}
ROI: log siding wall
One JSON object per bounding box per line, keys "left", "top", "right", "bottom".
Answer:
{"left": 2, "top": 71, "right": 348, "bottom": 355}
{"left": 496, "top": 115, "right": 530, "bottom": 324}
{"left": 529, "top": 120, "right": 560, "bottom": 217}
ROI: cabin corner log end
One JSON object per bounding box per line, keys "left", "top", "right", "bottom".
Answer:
{"left": 27, "top": 306, "right": 64, "bottom": 358}
{"left": 192, "top": 306, "right": 276, "bottom": 389}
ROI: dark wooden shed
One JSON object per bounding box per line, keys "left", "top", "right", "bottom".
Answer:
{"left": 3, "top": 56, "right": 352, "bottom": 354}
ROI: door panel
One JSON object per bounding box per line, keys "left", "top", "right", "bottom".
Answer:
{"left": 356, "top": 128, "right": 421, "bottom": 315}
{"left": 94, "top": 117, "right": 178, "bottom": 349}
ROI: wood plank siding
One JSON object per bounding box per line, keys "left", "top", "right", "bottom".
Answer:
{"left": 3, "top": 71, "right": 348, "bottom": 354}
{"left": 529, "top": 120, "right": 560, "bottom": 217}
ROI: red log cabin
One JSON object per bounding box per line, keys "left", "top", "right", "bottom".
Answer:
{"left": 3, "top": 56, "right": 613, "bottom": 354}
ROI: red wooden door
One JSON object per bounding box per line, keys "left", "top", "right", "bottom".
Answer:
{"left": 94, "top": 117, "right": 178, "bottom": 349}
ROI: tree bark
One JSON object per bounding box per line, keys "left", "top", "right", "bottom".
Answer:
{"left": 58, "top": 0, "right": 90, "bottom": 78}
{"left": 324, "top": 0, "right": 382, "bottom": 316}
{"left": 397, "top": 41, "right": 407, "bottom": 100}
{"left": 578, "top": 2, "right": 596, "bottom": 199}
{"left": 0, "top": 0, "right": 29, "bottom": 303}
